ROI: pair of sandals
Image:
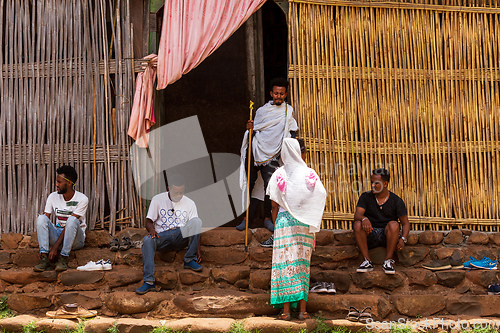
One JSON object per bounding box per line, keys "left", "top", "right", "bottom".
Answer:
{"left": 277, "top": 311, "right": 311, "bottom": 321}
{"left": 110, "top": 237, "right": 132, "bottom": 252}
{"left": 346, "top": 306, "right": 372, "bottom": 323}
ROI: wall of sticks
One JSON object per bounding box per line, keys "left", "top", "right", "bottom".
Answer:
{"left": 0, "top": 0, "right": 141, "bottom": 235}
{"left": 288, "top": 0, "right": 500, "bottom": 231}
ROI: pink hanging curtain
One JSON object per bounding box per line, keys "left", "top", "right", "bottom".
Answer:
{"left": 157, "top": 0, "right": 267, "bottom": 89}
{"left": 127, "top": 56, "right": 157, "bottom": 148}
{"left": 129, "top": 0, "right": 266, "bottom": 147}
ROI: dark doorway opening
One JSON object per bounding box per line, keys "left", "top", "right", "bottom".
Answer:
{"left": 262, "top": 1, "right": 288, "bottom": 90}
{"left": 149, "top": 2, "right": 289, "bottom": 228}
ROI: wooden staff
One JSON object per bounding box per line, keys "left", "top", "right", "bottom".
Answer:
{"left": 245, "top": 100, "right": 254, "bottom": 252}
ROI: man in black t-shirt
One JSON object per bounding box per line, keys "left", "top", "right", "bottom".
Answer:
{"left": 353, "top": 168, "right": 409, "bottom": 274}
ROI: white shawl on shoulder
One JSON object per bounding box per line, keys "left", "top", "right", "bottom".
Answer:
{"left": 266, "top": 138, "right": 326, "bottom": 233}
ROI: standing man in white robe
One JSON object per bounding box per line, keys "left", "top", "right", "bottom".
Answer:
{"left": 238, "top": 78, "right": 298, "bottom": 247}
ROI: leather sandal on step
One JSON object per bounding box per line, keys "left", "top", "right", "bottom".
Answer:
{"left": 277, "top": 312, "right": 291, "bottom": 321}
{"left": 298, "top": 312, "right": 311, "bottom": 320}
{"left": 110, "top": 238, "right": 119, "bottom": 252}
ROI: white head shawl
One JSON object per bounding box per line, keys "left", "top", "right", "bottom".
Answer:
{"left": 266, "top": 138, "right": 327, "bottom": 233}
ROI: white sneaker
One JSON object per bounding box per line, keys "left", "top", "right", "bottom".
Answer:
{"left": 97, "top": 259, "right": 112, "bottom": 270}
{"left": 77, "top": 259, "right": 112, "bottom": 271}
{"left": 77, "top": 261, "right": 103, "bottom": 271}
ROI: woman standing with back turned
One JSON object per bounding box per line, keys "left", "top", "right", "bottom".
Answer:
{"left": 267, "top": 138, "right": 327, "bottom": 320}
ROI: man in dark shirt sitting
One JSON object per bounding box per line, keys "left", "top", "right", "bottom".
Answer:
{"left": 353, "top": 168, "right": 410, "bottom": 274}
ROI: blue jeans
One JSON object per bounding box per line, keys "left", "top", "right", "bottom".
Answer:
{"left": 142, "top": 217, "right": 202, "bottom": 283}
{"left": 36, "top": 215, "right": 85, "bottom": 257}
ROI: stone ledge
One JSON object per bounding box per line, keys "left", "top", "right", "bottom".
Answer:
{"left": 5, "top": 228, "right": 500, "bottom": 250}
{"left": 0, "top": 227, "right": 499, "bottom": 321}
{"left": 1, "top": 315, "right": 499, "bottom": 333}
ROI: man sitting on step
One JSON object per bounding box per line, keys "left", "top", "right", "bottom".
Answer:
{"left": 353, "top": 168, "right": 409, "bottom": 275}
{"left": 34, "top": 165, "right": 88, "bottom": 272}
{"left": 136, "top": 174, "right": 203, "bottom": 295}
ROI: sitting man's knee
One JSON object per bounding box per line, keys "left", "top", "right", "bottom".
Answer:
{"left": 353, "top": 220, "right": 363, "bottom": 232}
{"left": 386, "top": 220, "right": 399, "bottom": 233}
{"left": 182, "top": 217, "right": 202, "bottom": 238}
{"left": 142, "top": 235, "right": 154, "bottom": 246}
{"left": 65, "top": 216, "right": 79, "bottom": 228}
{"left": 190, "top": 217, "right": 202, "bottom": 228}
{"left": 36, "top": 214, "right": 49, "bottom": 227}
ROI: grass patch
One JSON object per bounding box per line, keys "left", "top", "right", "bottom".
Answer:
{"left": 107, "top": 323, "right": 119, "bottom": 333}
{"left": 22, "top": 322, "right": 40, "bottom": 333}
{"left": 389, "top": 323, "right": 413, "bottom": 333}
{"left": 312, "top": 316, "right": 332, "bottom": 333}
{"left": 0, "top": 297, "right": 13, "bottom": 319}
{"left": 229, "top": 321, "right": 254, "bottom": 333}
{"left": 149, "top": 326, "right": 180, "bottom": 333}
{"left": 61, "top": 319, "right": 91, "bottom": 333}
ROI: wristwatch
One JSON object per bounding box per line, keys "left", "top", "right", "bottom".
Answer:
{"left": 401, "top": 236, "right": 407, "bottom": 244}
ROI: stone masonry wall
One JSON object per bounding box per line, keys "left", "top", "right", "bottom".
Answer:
{"left": 0, "top": 227, "right": 499, "bottom": 320}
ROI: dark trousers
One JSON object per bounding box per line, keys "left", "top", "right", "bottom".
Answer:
{"left": 245, "top": 150, "right": 280, "bottom": 223}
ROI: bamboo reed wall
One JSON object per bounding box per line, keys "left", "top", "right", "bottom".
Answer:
{"left": 288, "top": 0, "right": 500, "bottom": 231}
{"left": 0, "top": 0, "right": 140, "bottom": 235}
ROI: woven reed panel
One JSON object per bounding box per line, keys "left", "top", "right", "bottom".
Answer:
{"left": 0, "top": 0, "right": 139, "bottom": 234}
{"left": 288, "top": 0, "right": 500, "bottom": 230}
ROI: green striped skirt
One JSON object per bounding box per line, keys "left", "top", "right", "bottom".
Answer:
{"left": 270, "top": 211, "right": 314, "bottom": 308}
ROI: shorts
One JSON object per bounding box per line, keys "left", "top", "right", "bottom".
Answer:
{"left": 366, "top": 227, "right": 387, "bottom": 249}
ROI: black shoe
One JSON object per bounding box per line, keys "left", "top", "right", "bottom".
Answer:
{"left": 327, "top": 282, "right": 337, "bottom": 293}
{"left": 356, "top": 259, "right": 374, "bottom": 273}
{"left": 260, "top": 235, "right": 274, "bottom": 248}
{"left": 488, "top": 283, "right": 500, "bottom": 295}
{"left": 383, "top": 259, "right": 396, "bottom": 275}
{"left": 310, "top": 282, "right": 328, "bottom": 293}
{"left": 422, "top": 254, "right": 464, "bottom": 271}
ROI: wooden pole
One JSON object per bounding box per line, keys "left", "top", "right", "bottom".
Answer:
{"left": 245, "top": 101, "right": 254, "bottom": 252}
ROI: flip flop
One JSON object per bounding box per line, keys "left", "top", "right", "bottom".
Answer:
{"left": 358, "top": 306, "right": 372, "bottom": 323}
{"left": 46, "top": 303, "right": 97, "bottom": 319}
{"left": 346, "top": 306, "right": 360, "bottom": 322}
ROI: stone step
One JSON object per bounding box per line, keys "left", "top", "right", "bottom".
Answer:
{"left": 2, "top": 309, "right": 500, "bottom": 333}
{"left": 4, "top": 288, "right": 500, "bottom": 319}
{"left": 0, "top": 315, "right": 377, "bottom": 333}
{"left": 0, "top": 227, "right": 499, "bottom": 320}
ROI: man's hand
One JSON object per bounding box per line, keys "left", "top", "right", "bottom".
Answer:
{"left": 145, "top": 219, "right": 157, "bottom": 238}
{"left": 196, "top": 248, "right": 202, "bottom": 264}
{"left": 147, "top": 231, "right": 159, "bottom": 238}
{"left": 396, "top": 238, "right": 405, "bottom": 251}
{"left": 48, "top": 247, "right": 59, "bottom": 260}
{"left": 246, "top": 120, "right": 254, "bottom": 131}
{"left": 361, "top": 218, "right": 373, "bottom": 235}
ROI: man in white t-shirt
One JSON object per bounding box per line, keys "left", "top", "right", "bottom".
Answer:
{"left": 34, "top": 165, "right": 89, "bottom": 272}
{"left": 136, "top": 175, "right": 202, "bottom": 295}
